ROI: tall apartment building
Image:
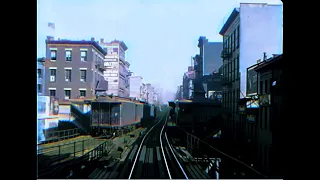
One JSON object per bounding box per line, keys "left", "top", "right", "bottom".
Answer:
{"left": 145, "top": 83, "right": 156, "bottom": 104}
{"left": 198, "top": 37, "right": 223, "bottom": 75}
{"left": 44, "top": 37, "right": 108, "bottom": 100}
{"left": 129, "top": 76, "right": 143, "bottom": 99}
{"left": 99, "top": 39, "right": 130, "bottom": 98}
{"left": 218, "top": 2, "right": 283, "bottom": 176}
{"left": 182, "top": 66, "right": 195, "bottom": 99}
{"left": 182, "top": 73, "right": 189, "bottom": 99}
{"left": 37, "top": 58, "right": 45, "bottom": 95}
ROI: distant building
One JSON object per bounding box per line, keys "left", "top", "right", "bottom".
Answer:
{"left": 182, "top": 66, "right": 195, "bottom": 99}
{"left": 100, "top": 39, "right": 130, "bottom": 98}
{"left": 44, "top": 37, "right": 108, "bottom": 101}
{"left": 129, "top": 76, "right": 143, "bottom": 99}
{"left": 203, "top": 73, "right": 223, "bottom": 100}
{"left": 146, "top": 83, "right": 156, "bottom": 104}
{"left": 182, "top": 73, "right": 189, "bottom": 99}
{"left": 198, "top": 37, "right": 223, "bottom": 75}
{"left": 37, "top": 58, "right": 45, "bottom": 95}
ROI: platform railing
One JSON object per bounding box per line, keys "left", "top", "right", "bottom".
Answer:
{"left": 168, "top": 126, "right": 268, "bottom": 179}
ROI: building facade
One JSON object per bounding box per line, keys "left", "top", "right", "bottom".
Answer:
{"left": 37, "top": 58, "right": 45, "bottom": 96}
{"left": 182, "top": 66, "right": 195, "bottom": 100}
{"left": 44, "top": 37, "right": 108, "bottom": 101}
{"left": 129, "top": 76, "right": 143, "bottom": 99}
{"left": 146, "top": 83, "right": 156, "bottom": 104}
{"left": 99, "top": 39, "right": 130, "bottom": 98}
{"left": 219, "top": 3, "right": 283, "bottom": 145}
{"left": 203, "top": 73, "right": 223, "bottom": 100}
{"left": 253, "top": 54, "right": 283, "bottom": 177}
{"left": 198, "top": 37, "right": 223, "bottom": 75}
{"left": 182, "top": 73, "right": 189, "bottom": 99}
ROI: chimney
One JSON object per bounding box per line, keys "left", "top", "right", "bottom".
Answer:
{"left": 91, "top": 37, "right": 95, "bottom": 41}
{"left": 100, "top": 38, "right": 104, "bottom": 44}
{"left": 263, "top": 52, "right": 267, "bottom": 61}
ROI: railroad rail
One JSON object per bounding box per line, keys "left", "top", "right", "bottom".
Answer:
{"left": 126, "top": 114, "right": 188, "bottom": 179}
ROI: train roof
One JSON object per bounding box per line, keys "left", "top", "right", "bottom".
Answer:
{"left": 69, "top": 96, "right": 145, "bottom": 104}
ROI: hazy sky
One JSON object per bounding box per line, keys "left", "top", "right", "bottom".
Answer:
{"left": 37, "top": 0, "right": 282, "bottom": 95}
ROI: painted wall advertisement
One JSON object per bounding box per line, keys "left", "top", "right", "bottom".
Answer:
{"left": 247, "top": 64, "right": 258, "bottom": 96}
{"left": 50, "top": 96, "right": 59, "bottom": 115}
{"left": 259, "top": 94, "right": 271, "bottom": 106}
{"left": 38, "top": 96, "right": 50, "bottom": 116}
{"left": 247, "top": 114, "right": 256, "bottom": 123}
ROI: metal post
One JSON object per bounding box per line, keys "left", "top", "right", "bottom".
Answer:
{"left": 82, "top": 140, "right": 84, "bottom": 156}
{"left": 59, "top": 145, "right": 61, "bottom": 163}
{"left": 98, "top": 98, "right": 100, "bottom": 136}
{"left": 74, "top": 141, "right": 76, "bottom": 159}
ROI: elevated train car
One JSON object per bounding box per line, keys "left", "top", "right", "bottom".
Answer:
{"left": 90, "top": 97, "right": 159, "bottom": 136}
{"left": 175, "top": 99, "right": 222, "bottom": 126}
{"left": 90, "top": 98, "right": 145, "bottom": 136}
{"left": 168, "top": 99, "right": 223, "bottom": 138}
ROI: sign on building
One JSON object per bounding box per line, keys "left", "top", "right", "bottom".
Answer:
{"left": 246, "top": 64, "right": 258, "bottom": 97}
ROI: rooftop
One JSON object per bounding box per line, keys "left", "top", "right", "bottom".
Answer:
{"left": 219, "top": 8, "right": 240, "bottom": 35}
{"left": 46, "top": 39, "right": 107, "bottom": 55}
{"left": 100, "top": 39, "right": 128, "bottom": 51}
{"left": 254, "top": 54, "right": 283, "bottom": 72}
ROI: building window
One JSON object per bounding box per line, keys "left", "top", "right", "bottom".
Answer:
{"left": 231, "top": 32, "right": 234, "bottom": 52}
{"left": 50, "top": 69, "right": 56, "bottom": 82}
{"left": 235, "top": 28, "right": 238, "bottom": 49}
{"left": 80, "top": 70, "right": 87, "bottom": 82}
{"left": 233, "top": 31, "right": 236, "bottom": 51}
{"left": 264, "top": 146, "right": 268, "bottom": 169}
{"left": 66, "top": 50, "right": 72, "bottom": 61}
{"left": 260, "top": 108, "right": 264, "bottom": 129}
{"left": 265, "top": 107, "right": 268, "bottom": 130}
{"left": 237, "top": 25, "right": 240, "bottom": 48}
{"left": 237, "top": 56, "right": 239, "bottom": 71}
{"left": 50, "top": 50, "right": 57, "bottom": 60}
{"left": 81, "top": 51, "right": 87, "bottom": 61}
{"left": 65, "top": 69, "right": 71, "bottom": 82}
{"left": 260, "top": 81, "right": 263, "bottom": 94}
{"left": 265, "top": 79, "right": 268, "bottom": 94}
{"left": 79, "top": 90, "right": 86, "bottom": 97}
{"left": 37, "top": 69, "right": 42, "bottom": 78}
{"left": 65, "top": 90, "right": 71, "bottom": 100}
{"left": 37, "top": 84, "right": 42, "bottom": 93}
{"left": 234, "top": 90, "right": 237, "bottom": 112}
{"left": 49, "top": 90, "right": 56, "bottom": 97}
{"left": 228, "top": 37, "right": 231, "bottom": 53}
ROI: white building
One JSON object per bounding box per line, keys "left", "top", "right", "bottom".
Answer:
{"left": 219, "top": 3, "right": 283, "bottom": 111}
{"left": 37, "top": 58, "right": 45, "bottom": 96}
{"left": 141, "top": 83, "right": 156, "bottom": 104}
{"left": 100, "top": 39, "right": 131, "bottom": 98}
{"left": 239, "top": 3, "right": 283, "bottom": 97}
{"left": 129, "top": 76, "right": 143, "bottom": 99}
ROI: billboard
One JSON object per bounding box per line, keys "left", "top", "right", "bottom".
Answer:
{"left": 45, "top": 117, "right": 59, "bottom": 129}
{"left": 246, "top": 99, "right": 259, "bottom": 108}
{"left": 50, "top": 96, "right": 59, "bottom": 115}
{"left": 38, "top": 96, "right": 50, "bottom": 116}
{"left": 259, "top": 94, "right": 271, "bottom": 106}
{"left": 238, "top": 98, "right": 247, "bottom": 115}
{"left": 238, "top": 104, "right": 246, "bottom": 115}
{"left": 246, "top": 64, "right": 258, "bottom": 96}
{"left": 247, "top": 114, "right": 256, "bottom": 123}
